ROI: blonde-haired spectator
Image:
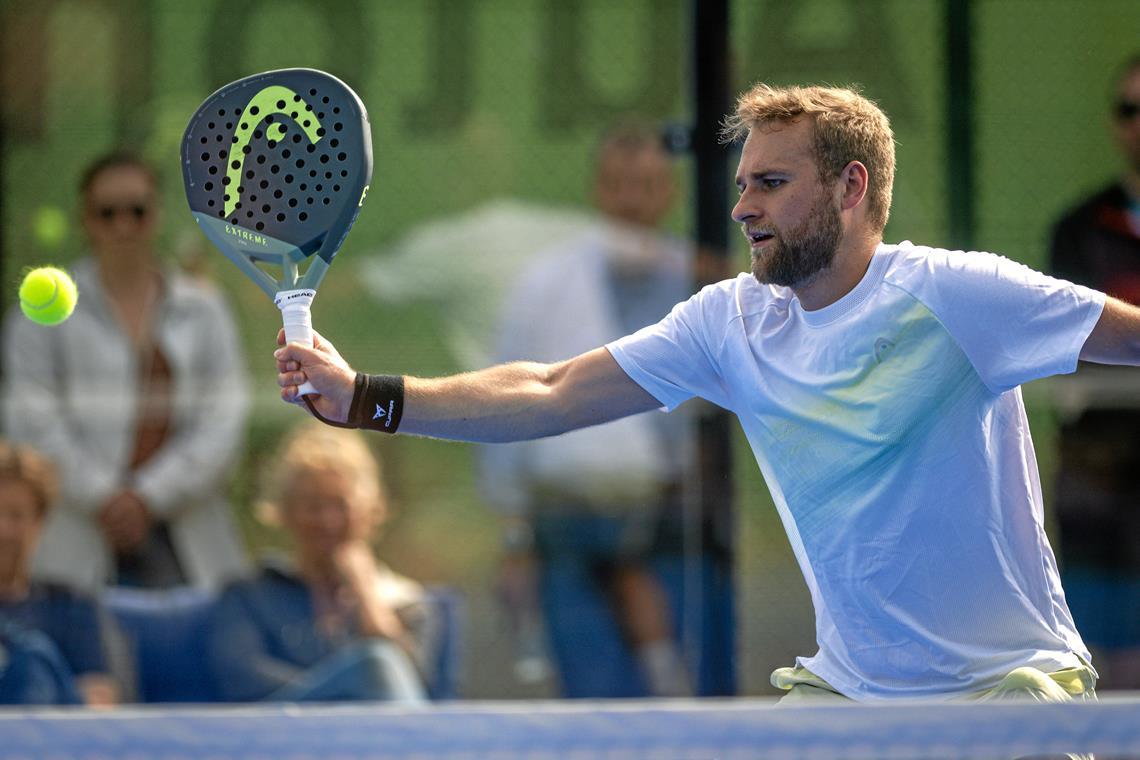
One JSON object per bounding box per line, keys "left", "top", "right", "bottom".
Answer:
{"left": 206, "top": 422, "right": 438, "bottom": 703}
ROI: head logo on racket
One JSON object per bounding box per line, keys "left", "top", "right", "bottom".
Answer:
{"left": 223, "top": 86, "right": 324, "bottom": 218}
{"left": 182, "top": 68, "right": 373, "bottom": 399}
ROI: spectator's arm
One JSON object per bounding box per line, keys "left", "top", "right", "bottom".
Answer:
{"left": 2, "top": 314, "right": 118, "bottom": 513}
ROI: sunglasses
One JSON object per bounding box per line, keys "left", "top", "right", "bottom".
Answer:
{"left": 1116, "top": 100, "right": 1140, "bottom": 121}
{"left": 92, "top": 203, "right": 151, "bottom": 223}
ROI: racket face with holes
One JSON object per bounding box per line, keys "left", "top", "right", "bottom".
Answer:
{"left": 182, "top": 68, "right": 372, "bottom": 298}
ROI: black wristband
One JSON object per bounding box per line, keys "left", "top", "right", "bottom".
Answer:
{"left": 348, "top": 373, "right": 405, "bottom": 433}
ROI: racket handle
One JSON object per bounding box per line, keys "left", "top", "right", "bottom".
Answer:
{"left": 275, "top": 288, "right": 319, "bottom": 397}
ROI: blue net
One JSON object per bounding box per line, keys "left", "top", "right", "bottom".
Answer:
{"left": 2, "top": 696, "right": 1139, "bottom": 759}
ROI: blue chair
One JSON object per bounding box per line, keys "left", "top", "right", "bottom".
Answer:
{"left": 102, "top": 586, "right": 217, "bottom": 703}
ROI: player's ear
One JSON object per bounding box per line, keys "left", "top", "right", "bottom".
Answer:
{"left": 838, "top": 160, "right": 869, "bottom": 212}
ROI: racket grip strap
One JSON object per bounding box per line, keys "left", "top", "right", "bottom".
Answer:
{"left": 348, "top": 373, "right": 405, "bottom": 433}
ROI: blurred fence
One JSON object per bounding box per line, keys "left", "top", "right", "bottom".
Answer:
{"left": 1, "top": 0, "right": 1138, "bottom": 699}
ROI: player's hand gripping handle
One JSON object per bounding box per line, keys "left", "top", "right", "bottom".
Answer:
{"left": 275, "top": 289, "right": 319, "bottom": 396}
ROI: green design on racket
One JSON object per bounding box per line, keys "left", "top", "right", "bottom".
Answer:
{"left": 182, "top": 68, "right": 373, "bottom": 396}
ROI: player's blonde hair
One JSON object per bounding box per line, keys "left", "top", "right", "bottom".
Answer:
{"left": 0, "top": 439, "right": 58, "bottom": 518}
{"left": 722, "top": 83, "right": 896, "bottom": 231}
{"left": 259, "top": 421, "right": 388, "bottom": 526}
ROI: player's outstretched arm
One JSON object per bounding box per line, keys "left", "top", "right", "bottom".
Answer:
{"left": 275, "top": 334, "right": 662, "bottom": 442}
{"left": 1080, "top": 296, "right": 1140, "bottom": 365}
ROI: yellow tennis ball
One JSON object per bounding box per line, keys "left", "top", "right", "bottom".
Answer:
{"left": 19, "top": 267, "right": 78, "bottom": 326}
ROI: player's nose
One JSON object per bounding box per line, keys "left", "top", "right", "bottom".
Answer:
{"left": 731, "top": 192, "right": 760, "bottom": 224}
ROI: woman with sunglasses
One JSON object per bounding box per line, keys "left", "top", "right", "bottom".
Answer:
{"left": 1, "top": 151, "right": 251, "bottom": 594}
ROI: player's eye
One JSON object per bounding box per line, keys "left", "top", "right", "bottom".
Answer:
{"left": 762, "top": 178, "right": 785, "bottom": 189}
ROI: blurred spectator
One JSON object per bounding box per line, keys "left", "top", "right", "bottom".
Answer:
{"left": 0, "top": 439, "right": 118, "bottom": 706}
{"left": 1, "top": 151, "right": 250, "bottom": 592}
{"left": 479, "top": 120, "right": 702, "bottom": 698}
{"left": 206, "top": 421, "right": 437, "bottom": 704}
{"left": 1049, "top": 52, "right": 1140, "bottom": 690}
{"left": 359, "top": 199, "right": 595, "bottom": 371}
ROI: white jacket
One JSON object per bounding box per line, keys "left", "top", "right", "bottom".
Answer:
{"left": 2, "top": 258, "right": 251, "bottom": 591}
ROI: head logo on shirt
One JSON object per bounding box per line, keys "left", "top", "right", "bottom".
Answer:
{"left": 874, "top": 337, "right": 896, "bottom": 364}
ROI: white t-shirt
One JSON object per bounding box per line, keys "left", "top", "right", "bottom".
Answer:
{"left": 606, "top": 241, "right": 1106, "bottom": 700}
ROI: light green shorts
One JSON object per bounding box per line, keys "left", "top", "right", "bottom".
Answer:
{"left": 770, "top": 663, "right": 1098, "bottom": 759}
{"left": 770, "top": 662, "right": 1097, "bottom": 704}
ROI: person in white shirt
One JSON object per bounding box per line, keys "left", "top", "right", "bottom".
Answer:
{"left": 273, "top": 83, "right": 1140, "bottom": 702}
{"left": 3, "top": 152, "right": 249, "bottom": 592}
{"left": 479, "top": 122, "right": 701, "bottom": 698}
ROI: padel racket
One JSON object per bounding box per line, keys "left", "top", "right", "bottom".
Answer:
{"left": 182, "top": 68, "right": 372, "bottom": 396}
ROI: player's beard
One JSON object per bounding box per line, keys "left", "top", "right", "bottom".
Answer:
{"left": 751, "top": 193, "right": 843, "bottom": 289}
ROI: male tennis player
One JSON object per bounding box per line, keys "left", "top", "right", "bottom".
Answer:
{"left": 276, "top": 83, "right": 1140, "bottom": 702}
